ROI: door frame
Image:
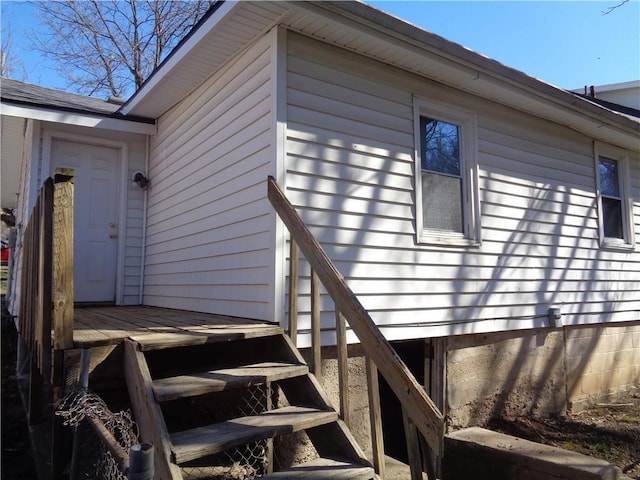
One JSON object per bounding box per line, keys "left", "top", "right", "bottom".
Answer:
{"left": 42, "top": 130, "right": 129, "bottom": 305}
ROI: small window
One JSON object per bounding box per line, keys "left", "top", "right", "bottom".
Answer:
{"left": 414, "top": 99, "right": 480, "bottom": 245}
{"left": 596, "top": 150, "right": 635, "bottom": 249}
{"left": 598, "top": 157, "right": 623, "bottom": 239}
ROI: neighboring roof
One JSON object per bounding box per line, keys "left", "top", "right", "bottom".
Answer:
{"left": 121, "top": 0, "right": 639, "bottom": 152}
{"left": 1, "top": 77, "right": 121, "bottom": 115}
{"left": 576, "top": 80, "right": 640, "bottom": 95}
{"left": 571, "top": 93, "right": 640, "bottom": 121}
{"left": 571, "top": 81, "right": 640, "bottom": 111}
{"left": 0, "top": 77, "right": 155, "bottom": 133}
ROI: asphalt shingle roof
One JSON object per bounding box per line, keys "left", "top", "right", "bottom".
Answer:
{"left": 1, "top": 77, "right": 122, "bottom": 116}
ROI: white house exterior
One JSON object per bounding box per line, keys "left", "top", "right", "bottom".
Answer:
{"left": 1, "top": 79, "right": 155, "bottom": 308}
{"left": 120, "top": 1, "right": 640, "bottom": 421}
{"left": 3, "top": 1, "right": 638, "bottom": 430}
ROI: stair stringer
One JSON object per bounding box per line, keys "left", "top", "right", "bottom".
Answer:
{"left": 274, "top": 334, "right": 372, "bottom": 466}
{"left": 123, "top": 339, "right": 183, "bottom": 480}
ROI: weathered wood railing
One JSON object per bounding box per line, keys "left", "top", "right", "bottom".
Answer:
{"left": 18, "top": 174, "right": 74, "bottom": 424}
{"left": 267, "top": 176, "right": 444, "bottom": 479}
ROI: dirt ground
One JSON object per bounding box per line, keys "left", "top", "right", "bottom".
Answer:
{"left": 2, "top": 320, "right": 38, "bottom": 479}
{"left": 488, "top": 394, "right": 640, "bottom": 479}
{"left": 1, "top": 308, "right": 638, "bottom": 479}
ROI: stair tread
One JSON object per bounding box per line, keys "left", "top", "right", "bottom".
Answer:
{"left": 171, "top": 405, "right": 339, "bottom": 464}
{"left": 154, "top": 361, "right": 309, "bottom": 402}
{"left": 263, "top": 458, "right": 375, "bottom": 479}
{"left": 134, "top": 325, "right": 284, "bottom": 351}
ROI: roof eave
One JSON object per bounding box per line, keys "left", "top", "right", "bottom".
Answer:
{"left": 119, "top": 0, "right": 639, "bottom": 151}
{"left": 120, "top": 0, "right": 238, "bottom": 117}
{"left": 1, "top": 101, "right": 156, "bottom": 135}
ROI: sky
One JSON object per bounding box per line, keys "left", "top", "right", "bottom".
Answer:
{"left": 1, "top": 0, "right": 639, "bottom": 95}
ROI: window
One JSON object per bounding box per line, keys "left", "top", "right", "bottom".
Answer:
{"left": 598, "top": 157, "right": 623, "bottom": 238}
{"left": 420, "top": 117, "right": 464, "bottom": 233}
{"left": 414, "top": 99, "right": 480, "bottom": 245}
{"left": 596, "top": 149, "right": 634, "bottom": 249}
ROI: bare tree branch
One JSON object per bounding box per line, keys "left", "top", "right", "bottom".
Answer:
{"left": 602, "top": 0, "right": 630, "bottom": 15}
{"left": 1, "top": 5, "right": 28, "bottom": 80}
{"left": 29, "top": 0, "right": 213, "bottom": 98}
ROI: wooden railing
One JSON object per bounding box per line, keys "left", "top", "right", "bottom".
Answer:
{"left": 267, "top": 176, "right": 444, "bottom": 478}
{"left": 18, "top": 174, "right": 74, "bottom": 424}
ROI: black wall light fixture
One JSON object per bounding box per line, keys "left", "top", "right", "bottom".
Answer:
{"left": 132, "top": 171, "right": 149, "bottom": 190}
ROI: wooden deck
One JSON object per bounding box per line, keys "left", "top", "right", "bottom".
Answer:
{"left": 72, "top": 306, "right": 283, "bottom": 350}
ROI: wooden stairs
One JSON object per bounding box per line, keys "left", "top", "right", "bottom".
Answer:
{"left": 124, "top": 326, "right": 375, "bottom": 479}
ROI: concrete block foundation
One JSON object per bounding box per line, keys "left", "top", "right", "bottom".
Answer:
{"left": 446, "top": 322, "right": 640, "bottom": 426}
{"left": 443, "top": 427, "right": 621, "bottom": 480}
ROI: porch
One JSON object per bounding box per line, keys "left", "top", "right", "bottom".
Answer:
{"left": 70, "top": 305, "right": 282, "bottom": 350}
{"left": 13, "top": 175, "right": 444, "bottom": 479}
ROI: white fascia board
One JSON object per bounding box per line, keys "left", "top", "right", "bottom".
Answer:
{"left": 0, "top": 102, "right": 156, "bottom": 135}
{"left": 120, "top": 0, "right": 239, "bottom": 116}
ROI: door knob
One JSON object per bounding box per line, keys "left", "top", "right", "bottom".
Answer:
{"left": 109, "top": 232, "right": 118, "bottom": 239}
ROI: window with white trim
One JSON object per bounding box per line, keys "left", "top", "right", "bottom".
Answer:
{"left": 596, "top": 149, "right": 635, "bottom": 249}
{"left": 414, "top": 99, "right": 480, "bottom": 245}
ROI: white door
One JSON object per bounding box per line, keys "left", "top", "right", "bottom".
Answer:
{"left": 51, "top": 140, "right": 120, "bottom": 303}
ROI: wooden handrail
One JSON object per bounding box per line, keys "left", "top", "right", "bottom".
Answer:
{"left": 267, "top": 176, "right": 444, "bottom": 456}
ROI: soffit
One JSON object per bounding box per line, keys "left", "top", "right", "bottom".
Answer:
{"left": 121, "top": 1, "right": 291, "bottom": 118}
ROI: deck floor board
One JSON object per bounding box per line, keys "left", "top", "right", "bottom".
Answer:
{"left": 72, "top": 306, "right": 281, "bottom": 349}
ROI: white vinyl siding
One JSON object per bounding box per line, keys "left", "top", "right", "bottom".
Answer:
{"left": 285, "top": 33, "right": 639, "bottom": 346}
{"left": 122, "top": 136, "right": 147, "bottom": 305}
{"left": 144, "top": 33, "right": 275, "bottom": 319}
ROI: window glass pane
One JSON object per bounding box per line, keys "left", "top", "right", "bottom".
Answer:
{"left": 602, "top": 197, "right": 624, "bottom": 239}
{"left": 422, "top": 172, "right": 463, "bottom": 233}
{"left": 598, "top": 157, "right": 620, "bottom": 198}
{"left": 421, "top": 117, "right": 461, "bottom": 176}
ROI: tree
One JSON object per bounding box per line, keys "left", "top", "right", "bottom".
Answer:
{"left": 1, "top": 6, "right": 27, "bottom": 80}
{"left": 1, "top": 31, "right": 17, "bottom": 78}
{"left": 30, "top": 0, "right": 214, "bottom": 98}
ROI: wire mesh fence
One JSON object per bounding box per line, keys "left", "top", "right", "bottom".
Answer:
{"left": 181, "top": 383, "right": 270, "bottom": 480}
{"left": 56, "top": 382, "right": 273, "bottom": 479}
{"left": 56, "top": 388, "right": 139, "bottom": 480}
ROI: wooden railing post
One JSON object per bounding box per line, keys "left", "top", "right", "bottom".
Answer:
{"left": 402, "top": 408, "right": 426, "bottom": 480}
{"left": 335, "top": 309, "right": 349, "bottom": 425}
{"left": 310, "top": 269, "right": 321, "bottom": 378}
{"left": 53, "top": 174, "right": 74, "bottom": 352}
{"left": 40, "top": 179, "right": 54, "bottom": 379}
{"left": 366, "top": 357, "right": 385, "bottom": 478}
{"left": 51, "top": 175, "right": 75, "bottom": 479}
{"left": 288, "top": 240, "right": 299, "bottom": 343}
